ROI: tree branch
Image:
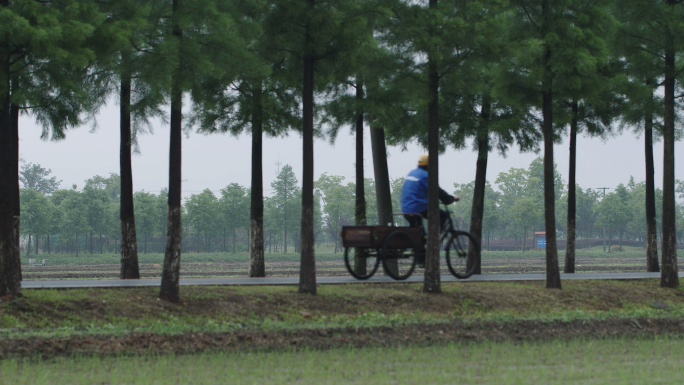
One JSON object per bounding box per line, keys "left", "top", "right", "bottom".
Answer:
{"left": 521, "top": 2, "right": 540, "bottom": 31}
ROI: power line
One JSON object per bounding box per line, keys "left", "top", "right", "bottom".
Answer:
{"left": 596, "top": 187, "right": 610, "bottom": 198}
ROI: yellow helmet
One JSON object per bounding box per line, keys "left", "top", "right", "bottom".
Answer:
{"left": 418, "top": 154, "right": 429, "bottom": 166}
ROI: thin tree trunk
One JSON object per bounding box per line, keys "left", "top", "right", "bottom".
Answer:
{"left": 27, "top": 234, "right": 31, "bottom": 257}
{"left": 353, "top": 77, "right": 368, "bottom": 275}
{"left": 541, "top": 0, "right": 561, "bottom": 289}
{"left": 160, "top": 0, "right": 183, "bottom": 302}
{"left": 644, "top": 80, "right": 659, "bottom": 273}
{"left": 469, "top": 92, "right": 491, "bottom": 275}
{"left": 9, "top": 101, "right": 21, "bottom": 292}
{"left": 424, "top": 0, "right": 441, "bottom": 294}
{"left": 120, "top": 69, "right": 140, "bottom": 278}
{"left": 249, "top": 82, "right": 265, "bottom": 276}
{"left": 660, "top": 4, "right": 678, "bottom": 288}
{"left": 370, "top": 122, "right": 393, "bottom": 226}
{"left": 299, "top": 0, "right": 317, "bottom": 295}
{"left": 369, "top": 121, "right": 396, "bottom": 275}
{"left": 564, "top": 101, "right": 578, "bottom": 273}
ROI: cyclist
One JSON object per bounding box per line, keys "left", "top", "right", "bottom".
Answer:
{"left": 400, "top": 154, "right": 459, "bottom": 266}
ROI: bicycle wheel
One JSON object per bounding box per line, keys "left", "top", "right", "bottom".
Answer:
{"left": 381, "top": 230, "right": 417, "bottom": 280}
{"left": 445, "top": 230, "right": 478, "bottom": 279}
{"left": 344, "top": 247, "right": 380, "bottom": 280}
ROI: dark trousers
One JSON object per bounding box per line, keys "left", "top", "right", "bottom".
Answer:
{"left": 404, "top": 209, "right": 448, "bottom": 232}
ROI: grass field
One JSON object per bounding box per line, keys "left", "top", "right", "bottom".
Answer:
{"left": 6, "top": 248, "right": 684, "bottom": 383}
{"left": 3, "top": 336, "right": 683, "bottom": 384}
{"left": 19, "top": 245, "right": 683, "bottom": 280}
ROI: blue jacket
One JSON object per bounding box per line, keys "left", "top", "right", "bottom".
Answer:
{"left": 400, "top": 167, "right": 455, "bottom": 214}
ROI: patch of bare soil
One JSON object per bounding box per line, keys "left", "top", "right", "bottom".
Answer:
{"left": 2, "top": 318, "right": 683, "bottom": 360}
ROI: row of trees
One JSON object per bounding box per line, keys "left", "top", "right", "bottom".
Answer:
{"left": 2, "top": 1, "right": 682, "bottom": 299}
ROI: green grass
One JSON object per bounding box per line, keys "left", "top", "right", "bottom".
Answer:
{"left": 26, "top": 247, "right": 683, "bottom": 266}
{"left": 2, "top": 281, "right": 684, "bottom": 338}
{"left": 21, "top": 251, "right": 346, "bottom": 265}
{"left": 3, "top": 336, "right": 682, "bottom": 384}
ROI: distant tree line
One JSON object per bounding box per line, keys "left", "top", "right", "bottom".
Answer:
{"left": 20, "top": 158, "right": 684, "bottom": 258}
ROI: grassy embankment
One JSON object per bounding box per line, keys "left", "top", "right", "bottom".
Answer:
{"left": 1, "top": 278, "right": 684, "bottom": 383}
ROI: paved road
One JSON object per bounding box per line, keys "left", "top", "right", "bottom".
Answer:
{"left": 21, "top": 271, "right": 680, "bottom": 289}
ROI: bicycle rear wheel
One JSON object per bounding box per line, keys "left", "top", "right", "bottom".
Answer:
{"left": 445, "top": 230, "right": 478, "bottom": 279}
{"left": 344, "top": 247, "right": 380, "bottom": 280}
{"left": 381, "top": 230, "right": 417, "bottom": 280}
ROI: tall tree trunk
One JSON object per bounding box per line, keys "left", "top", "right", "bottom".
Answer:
{"left": 249, "top": 82, "right": 265, "bottom": 276}
{"left": 644, "top": 80, "right": 659, "bottom": 273}
{"left": 469, "top": 92, "right": 491, "bottom": 275}
{"left": 353, "top": 78, "right": 367, "bottom": 275}
{"left": 424, "top": 0, "right": 441, "bottom": 294}
{"left": 541, "top": 0, "right": 561, "bottom": 289}
{"left": 299, "top": 0, "right": 316, "bottom": 295}
{"left": 27, "top": 234, "right": 31, "bottom": 257}
{"left": 0, "top": 38, "right": 22, "bottom": 297}
{"left": 370, "top": 122, "right": 393, "bottom": 226}
{"left": 660, "top": 4, "right": 678, "bottom": 288}
{"left": 369, "top": 120, "right": 396, "bottom": 276}
{"left": 564, "top": 101, "right": 578, "bottom": 273}
{"left": 120, "top": 69, "right": 140, "bottom": 278}
{"left": 10, "top": 103, "right": 21, "bottom": 290}
{"left": 160, "top": 0, "right": 183, "bottom": 302}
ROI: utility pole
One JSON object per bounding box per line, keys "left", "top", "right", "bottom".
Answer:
{"left": 597, "top": 187, "right": 610, "bottom": 252}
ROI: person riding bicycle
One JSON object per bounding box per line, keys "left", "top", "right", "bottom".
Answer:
{"left": 400, "top": 154, "right": 459, "bottom": 266}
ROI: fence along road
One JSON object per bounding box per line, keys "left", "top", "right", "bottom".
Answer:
{"left": 20, "top": 272, "right": 677, "bottom": 289}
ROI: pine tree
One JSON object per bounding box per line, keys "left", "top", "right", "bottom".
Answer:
{"left": 0, "top": 0, "right": 104, "bottom": 298}
{"left": 190, "top": 0, "right": 297, "bottom": 277}
{"left": 160, "top": 0, "right": 253, "bottom": 302}
{"left": 615, "top": 0, "right": 683, "bottom": 286}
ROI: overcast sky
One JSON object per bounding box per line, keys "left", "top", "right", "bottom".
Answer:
{"left": 17, "top": 104, "right": 684, "bottom": 200}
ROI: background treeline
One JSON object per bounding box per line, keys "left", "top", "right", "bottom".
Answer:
{"left": 19, "top": 158, "right": 684, "bottom": 256}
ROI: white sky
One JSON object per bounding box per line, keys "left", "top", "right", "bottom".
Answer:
{"left": 17, "top": 104, "right": 684, "bottom": 200}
